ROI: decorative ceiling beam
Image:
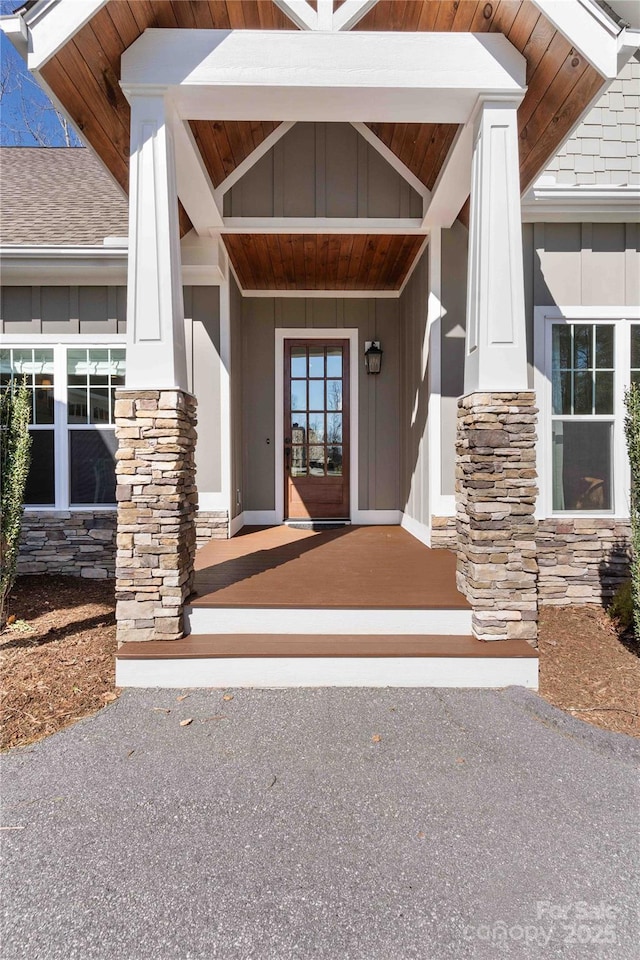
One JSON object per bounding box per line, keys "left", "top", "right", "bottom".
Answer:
{"left": 421, "top": 120, "right": 474, "bottom": 230}
{"left": 220, "top": 218, "right": 425, "bottom": 234}
{"left": 167, "top": 106, "right": 223, "bottom": 234}
{"left": 350, "top": 122, "right": 430, "bottom": 210}
{"left": 272, "top": 0, "right": 317, "bottom": 31}
{"left": 121, "top": 30, "right": 526, "bottom": 124}
{"left": 332, "top": 0, "right": 380, "bottom": 32}
{"left": 213, "top": 122, "right": 296, "bottom": 207}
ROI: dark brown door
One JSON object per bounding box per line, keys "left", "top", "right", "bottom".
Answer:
{"left": 284, "top": 339, "right": 350, "bottom": 520}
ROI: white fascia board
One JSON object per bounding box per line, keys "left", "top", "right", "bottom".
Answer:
{"left": 169, "top": 108, "right": 223, "bottom": 232}
{"left": 221, "top": 218, "right": 425, "bottom": 234}
{"left": 121, "top": 30, "right": 526, "bottom": 124}
{"left": 23, "top": 0, "right": 109, "bottom": 71}
{"left": 521, "top": 184, "right": 640, "bottom": 222}
{"left": 531, "top": 0, "right": 626, "bottom": 78}
{"left": 0, "top": 13, "right": 28, "bottom": 58}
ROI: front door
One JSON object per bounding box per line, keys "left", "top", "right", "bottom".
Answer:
{"left": 284, "top": 339, "right": 350, "bottom": 519}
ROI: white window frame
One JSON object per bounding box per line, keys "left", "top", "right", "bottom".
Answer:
{"left": 2, "top": 335, "right": 126, "bottom": 512}
{"left": 534, "top": 306, "right": 640, "bottom": 520}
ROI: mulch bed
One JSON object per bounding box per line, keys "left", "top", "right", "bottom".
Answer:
{"left": 538, "top": 605, "right": 640, "bottom": 739}
{"left": 1, "top": 576, "right": 639, "bottom": 749}
{"left": 1, "top": 576, "right": 117, "bottom": 751}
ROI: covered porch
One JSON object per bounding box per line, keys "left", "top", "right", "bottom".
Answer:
{"left": 116, "top": 525, "right": 538, "bottom": 687}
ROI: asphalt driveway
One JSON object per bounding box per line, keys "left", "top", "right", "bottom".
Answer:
{"left": 2, "top": 687, "right": 639, "bottom": 960}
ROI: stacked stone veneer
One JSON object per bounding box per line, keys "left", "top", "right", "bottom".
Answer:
{"left": 537, "top": 518, "right": 631, "bottom": 605}
{"left": 114, "top": 389, "right": 198, "bottom": 643}
{"left": 430, "top": 516, "right": 457, "bottom": 550}
{"left": 196, "top": 511, "right": 228, "bottom": 547}
{"left": 18, "top": 510, "right": 116, "bottom": 578}
{"left": 456, "top": 392, "right": 539, "bottom": 643}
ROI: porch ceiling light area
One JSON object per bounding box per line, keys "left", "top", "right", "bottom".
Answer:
{"left": 222, "top": 234, "right": 425, "bottom": 293}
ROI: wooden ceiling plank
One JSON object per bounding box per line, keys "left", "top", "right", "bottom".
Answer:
{"left": 301, "top": 234, "right": 315, "bottom": 289}
{"left": 489, "top": 1, "right": 522, "bottom": 37}
{"left": 335, "top": 233, "right": 355, "bottom": 289}
{"left": 364, "top": 234, "right": 390, "bottom": 288}
{"left": 187, "top": 0, "right": 216, "bottom": 29}
{"left": 149, "top": 1, "right": 180, "bottom": 29}
{"left": 520, "top": 66, "right": 603, "bottom": 189}
{"left": 519, "top": 50, "right": 590, "bottom": 160}
{"left": 518, "top": 31, "right": 572, "bottom": 130}
{"left": 376, "top": 233, "right": 405, "bottom": 288}
{"left": 520, "top": 8, "right": 557, "bottom": 80}
{"left": 467, "top": 0, "right": 499, "bottom": 31}
{"left": 396, "top": 237, "right": 425, "bottom": 287}
{"left": 505, "top": 1, "right": 540, "bottom": 51}
{"left": 104, "top": 1, "right": 141, "bottom": 48}
{"left": 207, "top": 1, "right": 233, "bottom": 28}
{"left": 170, "top": 0, "right": 198, "bottom": 28}
{"left": 345, "top": 234, "right": 367, "bottom": 290}
{"left": 75, "top": 20, "right": 131, "bottom": 127}
{"left": 128, "top": 0, "right": 157, "bottom": 32}
{"left": 450, "top": 1, "right": 481, "bottom": 31}
{"left": 434, "top": 1, "right": 461, "bottom": 32}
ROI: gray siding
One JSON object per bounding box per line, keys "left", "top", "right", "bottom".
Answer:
{"left": 525, "top": 222, "right": 640, "bottom": 307}
{"left": 184, "top": 286, "right": 222, "bottom": 495}
{"left": 399, "top": 248, "right": 430, "bottom": 525}
{"left": 240, "top": 296, "right": 400, "bottom": 513}
{"left": 440, "top": 223, "right": 468, "bottom": 496}
{"left": 1, "top": 285, "right": 127, "bottom": 335}
{"left": 225, "top": 123, "right": 423, "bottom": 219}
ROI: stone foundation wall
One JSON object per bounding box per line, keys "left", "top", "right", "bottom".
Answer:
{"left": 18, "top": 511, "right": 116, "bottom": 578}
{"left": 430, "top": 516, "right": 457, "bottom": 550}
{"left": 537, "top": 518, "right": 631, "bottom": 605}
{"left": 196, "top": 511, "right": 229, "bottom": 547}
{"left": 114, "top": 389, "right": 198, "bottom": 643}
{"left": 456, "top": 392, "right": 539, "bottom": 643}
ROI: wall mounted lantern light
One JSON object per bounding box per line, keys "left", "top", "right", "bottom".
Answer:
{"left": 364, "top": 340, "right": 383, "bottom": 375}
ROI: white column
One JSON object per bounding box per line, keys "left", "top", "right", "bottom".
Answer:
{"left": 464, "top": 100, "right": 527, "bottom": 394}
{"left": 125, "top": 92, "right": 188, "bottom": 391}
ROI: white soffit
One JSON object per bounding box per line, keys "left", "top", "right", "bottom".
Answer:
{"left": 121, "top": 30, "right": 527, "bottom": 123}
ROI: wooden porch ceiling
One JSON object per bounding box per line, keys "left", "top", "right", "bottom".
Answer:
{"left": 36, "top": 0, "right": 605, "bottom": 289}
{"left": 223, "top": 234, "right": 425, "bottom": 291}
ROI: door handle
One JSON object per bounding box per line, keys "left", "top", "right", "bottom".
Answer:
{"left": 284, "top": 437, "right": 291, "bottom": 470}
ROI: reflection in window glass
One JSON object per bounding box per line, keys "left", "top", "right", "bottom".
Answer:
{"left": 308, "top": 381, "right": 324, "bottom": 410}
{"left": 67, "top": 348, "right": 124, "bottom": 425}
{"left": 291, "top": 348, "right": 306, "bottom": 378}
{"left": 326, "top": 348, "right": 342, "bottom": 378}
{"left": 308, "top": 348, "right": 324, "bottom": 378}
{"left": 552, "top": 421, "right": 612, "bottom": 511}
{"left": 70, "top": 430, "right": 117, "bottom": 504}
{"left": 24, "top": 431, "right": 55, "bottom": 505}
{"left": 632, "top": 326, "right": 640, "bottom": 385}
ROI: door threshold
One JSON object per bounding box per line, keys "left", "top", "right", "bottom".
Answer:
{"left": 284, "top": 520, "right": 351, "bottom": 531}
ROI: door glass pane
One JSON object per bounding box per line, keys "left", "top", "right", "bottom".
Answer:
{"left": 309, "top": 446, "right": 325, "bottom": 475}
{"left": 291, "top": 348, "right": 306, "bottom": 378}
{"left": 326, "top": 380, "right": 342, "bottom": 410}
{"left": 327, "top": 446, "right": 342, "bottom": 476}
{"left": 552, "top": 421, "right": 611, "bottom": 511}
{"left": 308, "top": 380, "right": 324, "bottom": 411}
{"left": 291, "top": 381, "right": 306, "bottom": 411}
{"left": 327, "top": 413, "right": 342, "bottom": 443}
{"left": 326, "top": 348, "right": 342, "bottom": 378}
{"left": 308, "top": 348, "right": 324, "bottom": 378}
{"left": 291, "top": 415, "right": 307, "bottom": 443}
{"left": 290, "top": 446, "right": 307, "bottom": 477}
{"left": 308, "top": 413, "right": 325, "bottom": 443}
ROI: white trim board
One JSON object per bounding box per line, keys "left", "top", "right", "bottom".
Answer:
{"left": 274, "top": 327, "right": 359, "bottom": 526}
{"left": 400, "top": 513, "right": 432, "bottom": 548}
{"left": 116, "top": 655, "right": 538, "bottom": 689}
{"left": 185, "top": 606, "right": 472, "bottom": 636}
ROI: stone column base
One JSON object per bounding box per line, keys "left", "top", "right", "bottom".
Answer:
{"left": 115, "top": 389, "right": 197, "bottom": 643}
{"left": 456, "top": 392, "right": 539, "bottom": 643}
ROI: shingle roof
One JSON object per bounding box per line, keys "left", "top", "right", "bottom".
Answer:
{"left": 0, "top": 147, "right": 128, "bottom": 246}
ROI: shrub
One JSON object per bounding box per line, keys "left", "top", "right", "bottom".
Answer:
{"left": 0, "top": 379, "right": 32, "bottom": 628}
{"left": 608, "top": 580, "right": 633, "bottom": 633}
{"left": 623, "top": 383, "right": 640, "bottom": 638}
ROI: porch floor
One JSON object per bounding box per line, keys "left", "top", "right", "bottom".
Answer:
{"left": 192, "top": 525, "right": 470, "bottom": 610}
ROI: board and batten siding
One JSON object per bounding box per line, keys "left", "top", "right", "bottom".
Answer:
{"left": 399, "top": 247, "right": 430, "bottom": 527}
{"left": 240, "top": 296, "right": 400, "bottom": 514}
{"left": 224, "top": 122, "right": 423, "bottom": 219}
{"left": 0, "top": 283, "right": 223, "bottom": 497}
{"left": 230, "top": 275, "right": 243, "bottom": 520}
{"left": 437, "top": 222, "right": 640, "bottom": 497}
